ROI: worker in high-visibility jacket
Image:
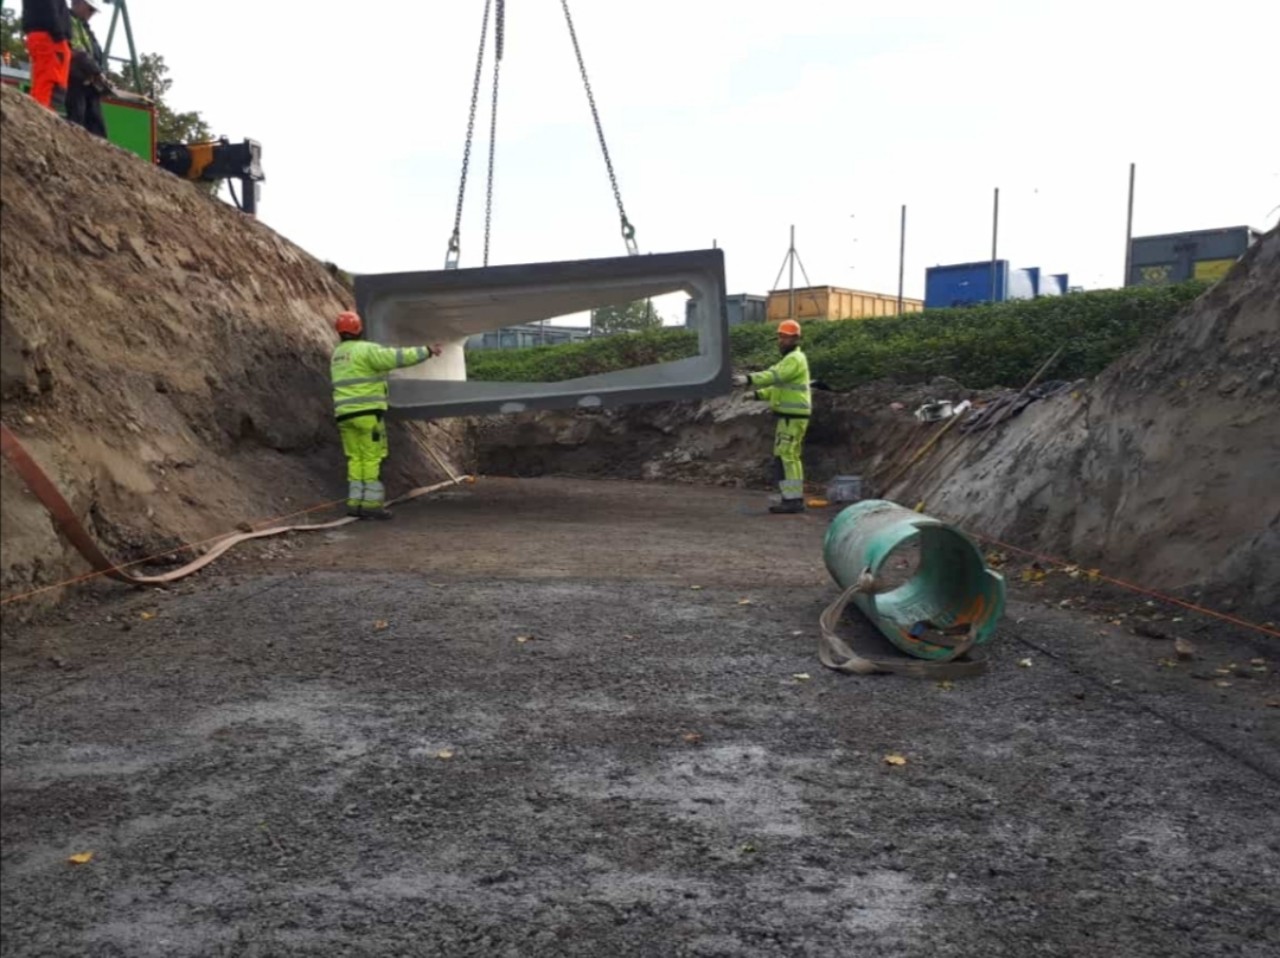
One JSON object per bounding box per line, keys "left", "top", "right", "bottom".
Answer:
{"left": 732, "top": 319, "right": 811, "bottom": 514}
{"left": 331, "top": 311, "right": 442, "bottom": 519}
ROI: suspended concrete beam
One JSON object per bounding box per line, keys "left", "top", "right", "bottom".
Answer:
{"left": 353, "top": 249, "right": 731, "bottom": 419}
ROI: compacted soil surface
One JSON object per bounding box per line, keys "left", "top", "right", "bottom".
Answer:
{"left": 3, "top": 479, "right": 1277, "bottom": 957}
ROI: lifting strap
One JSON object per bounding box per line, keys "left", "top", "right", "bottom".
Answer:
{"left": 817, "top": 575, "right": 989, "bottom": 679}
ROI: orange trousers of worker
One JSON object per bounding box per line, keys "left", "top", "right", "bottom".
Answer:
{"left": 25, "top": 32, "right": 71, "bottom": 113}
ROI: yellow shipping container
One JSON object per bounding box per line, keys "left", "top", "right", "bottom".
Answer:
{"left": 766, "top": 286, "right": 924, "bottom": 323}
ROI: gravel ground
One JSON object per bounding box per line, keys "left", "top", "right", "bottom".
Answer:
{"left": 2, "top": 479, "right": 1277, "bottom": 957}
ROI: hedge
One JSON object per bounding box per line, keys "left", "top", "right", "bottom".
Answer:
{"left": 466, "top": 282, "right": 1208, "bottom": 390}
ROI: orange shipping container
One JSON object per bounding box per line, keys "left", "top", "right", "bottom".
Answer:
{"left": 766, "top": 286, "right": 923, "bottom": 323}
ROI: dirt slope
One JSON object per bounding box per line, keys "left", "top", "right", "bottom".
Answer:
{"left": 915, "top": 227, "right": 1280, "bottom": 615}
{"left": 0, "top": 87, "right": 464, "bottom": 607}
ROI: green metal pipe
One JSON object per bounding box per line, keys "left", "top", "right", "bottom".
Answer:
{"left": 822, "top": 500, "right": 1005, "bottom": 660}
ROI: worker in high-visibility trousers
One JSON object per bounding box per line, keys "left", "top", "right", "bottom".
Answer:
{"left": 21, "top": 0, "right": 73, "bottom": 114}
{"left": 732, "top": 319, "right": 812, "bottom": 514}
{"left": 331, "top": 311, "right": 442, "bottom": 519}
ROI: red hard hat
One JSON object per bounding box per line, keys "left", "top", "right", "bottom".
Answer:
{"left": 335, "top": 311, "right": 362, "bottom": 335}
{"left": 777, "top": 319, "right": 802, "bottom": 337}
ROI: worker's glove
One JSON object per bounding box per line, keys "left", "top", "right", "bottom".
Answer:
{"left": 731, "top": 373, "right": 749, "bottom": 388}
{"left": 427, "top": 343, "right": 444, "bottom": 357}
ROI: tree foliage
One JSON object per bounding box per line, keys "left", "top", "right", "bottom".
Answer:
{"left": 590, "top": 299, "right": 663, "bottom": 335}
{"left": 1, "top": 7, "right": 24, "bottom": 63}
{"left": 113, "top": 52, "right": 211, "bottom": 144}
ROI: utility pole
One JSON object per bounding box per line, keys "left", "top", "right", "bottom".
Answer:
{"left": 1123, "top": 162, "right": 1136, "bottom": 288}
{"left": 897, "top": 204, "right": 907, "bottom": 315}
{"left": 788, "top": 224, "right": 796, "bottom": 320}
{"left": 990, "top": 187, "right": 1000, "bottom": 302}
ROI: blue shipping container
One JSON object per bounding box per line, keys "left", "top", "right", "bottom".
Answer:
{"left": 925, "top": 261, "right": 1009, "bottom": 308}
{"left": 926, "top": 262, "right": 1070, "bottom": 307}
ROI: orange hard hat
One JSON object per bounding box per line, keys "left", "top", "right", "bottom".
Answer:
{"left": 777, "top": 319, "right": 802, "bottom": 337}
{"left": 335, "top": 311, "right": 362, "bottom": 335}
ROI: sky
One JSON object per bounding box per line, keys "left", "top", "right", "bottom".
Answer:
{"left": 42, "top": 0, "right": 1280, "bottom": 323}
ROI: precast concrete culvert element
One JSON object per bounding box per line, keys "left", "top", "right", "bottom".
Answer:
{"left": 819, "top": 499, "right": 1006, "bottom": 678}
{"left": 354, "top": 248, "right": 732, "bottom": 419}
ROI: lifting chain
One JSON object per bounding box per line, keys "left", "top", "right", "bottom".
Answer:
{"left": 559, "top": 0, "right": 639, "bottom": 256}
{"left": 445, "top": 0, "right": 493, "bottom": 269}
{"left": 483, "top": 0, "right": 505, "bottom": 267}
{"left": 447, "top": 0, "right": 638, "bottom": 268}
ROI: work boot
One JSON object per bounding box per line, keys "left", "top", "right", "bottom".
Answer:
{"left": 362, "top": 507, "right": 394, "bottom": 520}
{"left": 769, "top": 498, "right": 806, "bottom": 515}
{"left": 346, "top": 506, "right": 364, "bottom": 519}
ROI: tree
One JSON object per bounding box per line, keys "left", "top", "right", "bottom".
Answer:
{"left": 590, "top": 300, "right": 663, "bottom": 336}
{"left": 113, "top": 52, "right": 211, "bottom": 144}
{"left": 1, "top": 8, "right": 28, "bottom": 64}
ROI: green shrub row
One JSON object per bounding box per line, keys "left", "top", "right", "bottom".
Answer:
{"left": 466, "top": 282, "right": 1207, "bottom": 390}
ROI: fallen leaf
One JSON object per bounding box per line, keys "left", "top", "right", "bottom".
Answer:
{"left": 622, "top": 634, "right": 638, "bottom": 641}
{"left": 67, "top": 852, "right": 93, "bottom": 865}
{"left": 681, "top": 732, "right": 703, "bottom": 745}
{"left": 737, "top": 598, "right": 754, "bottom": 606}
{"left": 1157, "top": 658, "right": 1178, "bottom": 669}
{"left": 1174, "top": 638, "right": 1195, "bottom": 660}
{"left": 1250, "top": 658, "right": 1267, "bottom": 667}
{"left": 436, "top": 749, "right": 455, "bottom": 760}
{"left": 690, "top": 585, "right": 703, "bottom": 591}
{"left": 790, "top": 630, "right": 804, "bottom": 637}
{"left": 741, "top": 843, "right": 757, "bottom": 854}
{"left": 373, "top": 620, "right": 389, "bottom": 631}
{"left": 139, "top": 611, "right": 156, "bottom": 621}
{"left": 792, "top": 673, "right": 811, "bottom": 681}
{"left": 936, "top": 679, "right": 954, "bottom": 691}
{"left": 1214, "top": 681, "right": 1232, "bottom": 689}
{"left": 1017, "top": 658, "right": 1034, "bottom": 668}
{"left": 883, "top": 754, "right": 908, "bottom": 766}
{"left": 1086, "top": 569, "right": 1102, "bottom": 582}
{"left": 515, "top": 635, "right": 533, "bottom": 644}
{"left": 1020, "top": 568, "right": 1047, "bottom": 584}
{"left": 1213, "top": 668, "right": 1233, "bottom": 676}
{"left": 1266, "top": 699, "right": 1280, "bottom": 709}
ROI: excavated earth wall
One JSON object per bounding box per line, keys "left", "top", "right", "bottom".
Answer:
{"left": 0, "top": 87, "right": 466, "bottom": 611}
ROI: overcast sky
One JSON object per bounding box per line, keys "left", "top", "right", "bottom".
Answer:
{"left": 60, "top": 1, "right": 1280, "bottom": 319}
